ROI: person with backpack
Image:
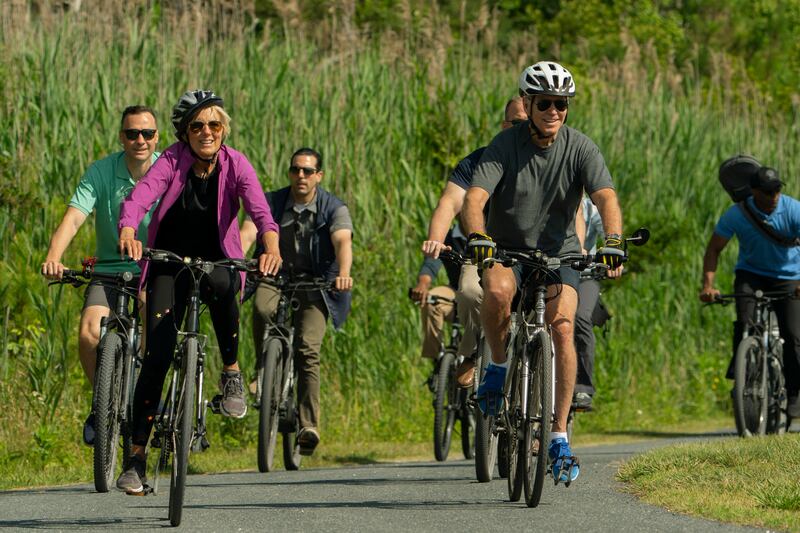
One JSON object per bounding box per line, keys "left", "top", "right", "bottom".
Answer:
{"left": 699, "top": 155, "right": 800, "bottom": 418}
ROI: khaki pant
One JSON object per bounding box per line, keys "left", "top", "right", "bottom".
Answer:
{"left": 421, "top": 264, "right": 484, "bottom": 359}
{"left": 253, "top": 282, "right": 328, "bottom": 430}
{"left": 421, "top": 286, "right": 456, "bottom": 358}
{"left": 456, "top": 264, "right": 483, "bottom": 359}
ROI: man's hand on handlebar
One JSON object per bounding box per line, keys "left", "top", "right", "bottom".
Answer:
{"left": 699, "top": 286, "right": 721, "bottom": 303}
{"left": 41, "top": 260, "right": 66, "bottom": 280}
{"left": 421, "top": 240, "right": 451, "bottom": 260}
{"left": 119, "top": 227, "right": 143, "bottom": 261}
{"left": 258, "top": 250, "right": 282, "bottom": 277}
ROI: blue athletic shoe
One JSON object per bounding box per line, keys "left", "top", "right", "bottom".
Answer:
{"left": 549, "top": 437, "right": 580, "bottom": 484}
{"left": 476, "top": 363, "right": 506, "bottom": 416}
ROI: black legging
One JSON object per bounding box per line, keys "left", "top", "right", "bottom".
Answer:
{"left": 733, "top": 269, "right": 800, "bottom": 397}
{"left": 131, "top": 263, "right": 241, "bottom": 446}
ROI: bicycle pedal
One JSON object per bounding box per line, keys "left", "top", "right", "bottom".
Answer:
{"left": 208, "top": 394, "right": 223, "bottom": 415}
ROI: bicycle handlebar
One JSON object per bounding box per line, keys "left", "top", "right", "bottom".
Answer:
{"left": 406, "top": 287, "right": 455, "bottom": 305}
{"left": 259, "top": 274, "right": 334, "bottom": 292}
{"left": 142, "top": 247, "right": 259, "bottom": 273}
{"left": 708, "top": 291, "right": 797, "bottom": 306}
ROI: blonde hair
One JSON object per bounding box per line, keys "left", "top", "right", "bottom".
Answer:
{"left": 190, "top": 105, "right": 231, "bottom": 141}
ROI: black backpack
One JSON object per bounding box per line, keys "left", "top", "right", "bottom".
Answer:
{"left": 719, "top": 155, "right": 800, "bottom": 247}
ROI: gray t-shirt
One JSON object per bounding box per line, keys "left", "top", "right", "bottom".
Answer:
{"left": 472, "top": 122, "right": 614, "bottom": 256}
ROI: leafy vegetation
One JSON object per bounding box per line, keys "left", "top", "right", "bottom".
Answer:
{"left": 0, "top": 2, "right": 797, "bottom": 487}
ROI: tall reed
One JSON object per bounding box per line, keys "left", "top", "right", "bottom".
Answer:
{"left": 0, "top": 6, "right": 796, "bottom": 482}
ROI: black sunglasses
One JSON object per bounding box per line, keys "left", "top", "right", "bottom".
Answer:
{"left": 289, "top": 165, "right": 319, "bottom": 176}
{"left": 535, "top": 99, "right": 569, "bottom": 112}
{"left": 122, "top": 129, "right": 157, "bottom": 141}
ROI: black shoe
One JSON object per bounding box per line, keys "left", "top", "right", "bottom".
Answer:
{"left": 297, "top": 427, "right": 320, "bottom": 456}
{"left": 116, "top": 455, "right": 147, "bottom": 493}
{"left": 83, "top": 413, "right": 95, "bottom": 446}
{"left": 572, "top": 392, "right": 593, "bottom": 412}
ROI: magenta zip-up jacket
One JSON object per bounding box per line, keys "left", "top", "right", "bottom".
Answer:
{"left": 118, "top": 142, "right": 278, "bottom": 293}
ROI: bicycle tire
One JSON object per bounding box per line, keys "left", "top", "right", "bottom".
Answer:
{"left": 506, "top": 355, "right": 524, "bottom": 502}
{"left": 93, "top": 332, "right": 124, "bottom": 493}
{"left": 257, "top": 338, "right": 283, "bottom": 473}
{"left": 474, "top": 341, "right": 498, "bottom": 483}
{"left": 282, "top": 356, "right": 303, "bottom": 471}
{"left": 460, "top": 397, "right": 475, "bottom": 460}
{"left": 169, "top": 337, "right": 198, "bottom": 527}
{"left": 524, "top": 330, "right": 552, "bottom": 508}
{"left": 282, "top": 431, "right": 302, "bottom": 470}
{"left": 497, "top": 433, "right": 509, "bottom": 478}
{"left": 765, "top": 342, "right": 787, "bottom": 435}
{"left": 433, "top": 351, "right": 456, "bottom": 461}
{"left": 733, "top": 336, "right": 767, "bottom": 437}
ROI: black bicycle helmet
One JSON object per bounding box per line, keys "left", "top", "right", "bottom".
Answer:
{"left": 171, "top": 90, "right": 224, "bottom": 141}
{"left": 719, "top": 154, "right": 761, "bottom": 202}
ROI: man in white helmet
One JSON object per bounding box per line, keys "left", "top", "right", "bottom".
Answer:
{"left": 462, "top": 61, "right": 624, "bottom": 485}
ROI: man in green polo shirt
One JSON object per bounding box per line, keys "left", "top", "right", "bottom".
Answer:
{"left": 41, "top": 105, "right": 160, "bottom": 445}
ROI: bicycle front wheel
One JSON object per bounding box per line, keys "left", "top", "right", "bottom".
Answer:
{"left": 433, "top": 351, "right": 457, "bottom": 461}
{"left": 524, "top": 330, "right": 552, "bottom": 508}
{"left": 460, "top": 395, "right": 475, "bottom": 460}
{"left": 257, "top": 338, "right": 283, "bottom": 473}
{"left": 733, "top": 336, "right": 767, "bottom": 437}
{"left": 93, "top": 332, "right": 125, "bottom": 493}
{"left": 474, "top": 341, "right": 498, "bottom": 482}
{"left": 169, "top": 337, "right": 198, "bottom": 527}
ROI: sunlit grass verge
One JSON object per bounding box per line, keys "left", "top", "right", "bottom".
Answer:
{"left": 617, "top": 434, "right": 800, "bottom": 532}
{"left": 0, "top": 434, "right": 434, "bottom": 492}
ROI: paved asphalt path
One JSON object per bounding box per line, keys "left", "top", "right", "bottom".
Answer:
{"left": 0, "top": 431, "right": 767, "bottom": 532}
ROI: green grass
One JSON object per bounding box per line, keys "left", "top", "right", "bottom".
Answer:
{"left": 1, "top": 7, "right": 798, "bottom": 489}
{"left": 618, "top": 434, "right": 800, "bottom": 532}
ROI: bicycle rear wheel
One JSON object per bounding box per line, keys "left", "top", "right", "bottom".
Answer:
{"left": 169, "top": 337, "right": 198, "bottom": 527}
{"left": 524, "top": 330, "right": 552, "bottom": 508}
{"left": 474, "top": 341, "right": 498, "bottom": 482}
{"left": 733, "top": 337, "right": 767, "bottom": 437}
{"left": 257, "top": 338, "right": 283, "bottom": 472}
{"left": 282, "top": 362, "right": 302, "bottom": 471}
{"left": 433, "top": 351, "right": 457, "bottom": 461}
{"left": 506, "top": 355, "right": 524, "bottom": 502}
{"left": 93, "top": 332, "right": 124, "bottom": 493}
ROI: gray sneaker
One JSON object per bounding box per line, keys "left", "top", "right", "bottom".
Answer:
{"left": 116, "top": 455, "right": 147, "bottom": 493}
{"left": 220, "top": 370, "right": 247, "bottom": 418}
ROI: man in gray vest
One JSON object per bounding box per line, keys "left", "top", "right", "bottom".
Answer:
{"left": 242, "top": 147, "right": 353, "bottom": 456}
{"left": 462, "top": 61, "right": 624, "bottom": 485}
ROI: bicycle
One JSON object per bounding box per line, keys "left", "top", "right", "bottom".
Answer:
{"left": 141, "top": 248, "right": 256, "bottom": 527}
{"left": 253, "top": 274, "right": 333, "bottom": 473}
{"left": 46, "top": 259, "right": 142, "bottom": 493}
{"left": 707, "top": 290, "right": 794, "bottom": 437}
{"left": 486, "top": 228, "right": 648, "bottom": 507}
{"left": 408, "top": 284, "right": 475, "bottom": 462}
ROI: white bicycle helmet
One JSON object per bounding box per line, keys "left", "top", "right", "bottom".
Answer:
{"left": 171, "top": 89, "right": 224, "bottom": 140}
{"left": 518, "top": 61, "right": 576, "bottom": 97}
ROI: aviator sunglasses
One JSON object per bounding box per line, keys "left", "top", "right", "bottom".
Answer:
{"left": 122, "top": 128, "right": 157, "bottom": 141}
{"left": 534, "top": 99, "right": 569, "bottom": 112}
{"left": 188, "top": 120, "right": 223, "bottom": 134}
{"left": 289, "top": 165, "right": 319, "bottom": 175}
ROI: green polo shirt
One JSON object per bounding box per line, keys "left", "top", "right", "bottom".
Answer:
{"left": 69, "top": 151, "right": 159, "bottom": 273}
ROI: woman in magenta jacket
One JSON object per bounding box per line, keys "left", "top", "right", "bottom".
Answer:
{"left": 115, "top": 90, "right": 280, "bottom": 493}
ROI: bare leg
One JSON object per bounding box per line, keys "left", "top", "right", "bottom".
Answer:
{"left": 79, "top": 305, "right": 111, "bottom": 385}
{"left": 545, "top": 284, "right": 579, "bottom": 434}
{"left": 480, "top": 265, "right": 517, "bottom": 364}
